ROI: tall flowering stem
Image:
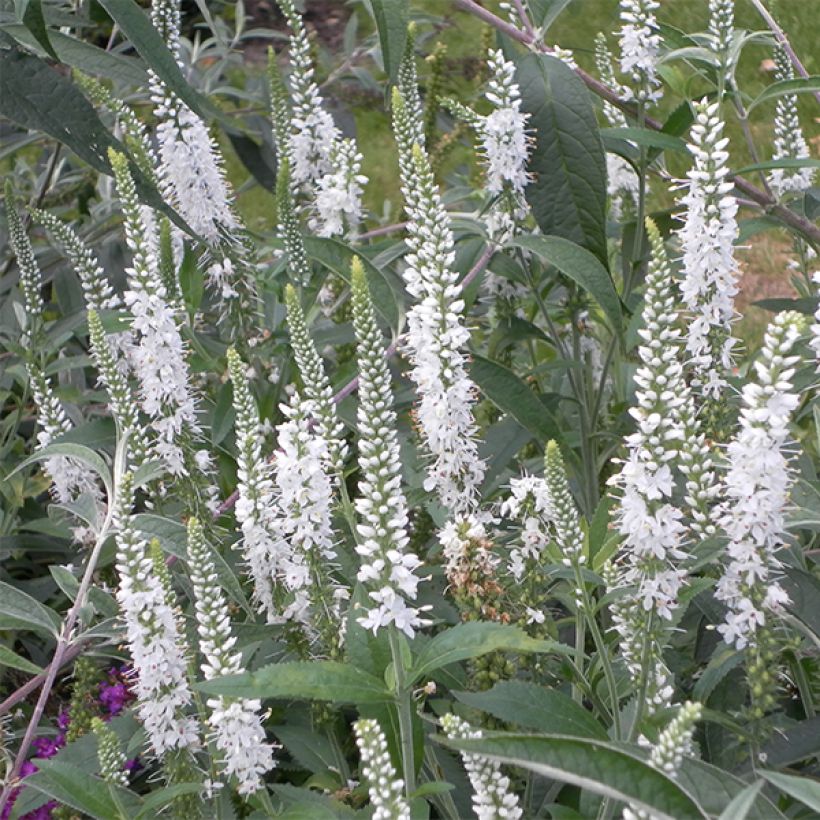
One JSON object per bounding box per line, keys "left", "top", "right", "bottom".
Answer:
{"left": 350, "top": 259, "right": 426, "bottom": 637}
{"left": 7, "top": 191, "right": 98, "bottom": 505}
{"left": 351, "top": 258, "right": 425, "bottom": 796}
{"left": 391, "top": 87, "right": 485, "bottom": 517}
{"left": 353, "top": 719, "right": 410, "bottom": 820}
{"left": 441, "top": 714, "right": 523, "bottom": 819}
{"left": 479, "top": 48, "right": 531, "bottom": 237}
{"left": 274, "top": 0, "right": 339, "bottom": 188}
{"left": 617, "top": 0, "right": 662, "bottom": 104}
{"left": 227, "top": 348, "right": 283, "bottom": 621}
{"left": 6, "top": 182, "right": 43, "bottom": 343}
{"left": 186, "top": 517, "right": 275, "bottom": 794}
{"left": 285, "top": 283, "right": 347, "bottom": 477}
{"left": 33, "top": 210, "right": 122, "bottom": 315}
{"left": 608, "top": 219, "right": 696, "bottom": 719}
{"left": 715, "top": 311, "right": 805, "bottom": 719}
{"left": 708, "top": 0, "right": 735, "bottom": 97}
{"left": 113, "top": 472, "right": 199, "bottom": 757}
{"left": 768, "top": 47, "right": 816, "bottom": 199}
{"left": 677, "top": 99, "right": 740, "bottom": 408}
{"left": 149, "top": 0, "right": 258, "bottom": 336}
{"left": 271, "top": 392, "right": 347, "bottom": 652}
{"left": 109, "top": 149, "right": 201, "bottom": 478}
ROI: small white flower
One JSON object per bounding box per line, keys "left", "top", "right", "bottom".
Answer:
{"left": 618, "top": 0, "right": 663, "bottom": 103}
{"left": 441, "top": 713, "right": 523, "bottom": 820}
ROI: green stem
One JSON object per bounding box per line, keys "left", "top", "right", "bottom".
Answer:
{"left": 623, "top": 101, "right": 647, "bottom": 302}
{"left": 572, "top": 565, "right": 621, "bottom": 739}
{"left": 627, "top": 611, "right": 656, "bottom": 743}
{"left": 388, "top": 626, "right": 416, "bottom": 796}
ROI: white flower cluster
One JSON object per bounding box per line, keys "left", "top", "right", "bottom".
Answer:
{"left": 113, "top": 474, "right": 199, "bottom": 756}
{"left": 768, "top": 47, "right": 816, "bottom": 198}
{"left": 482, "top": 49, "right": 530, "bottom": 200}
{"left": 34, "top": 212, "right": 129, "bottom": 360}
{"left": 285, "top": 284, "right": 348, "bottom": 476}
{"left": 594, "top": 33, "right": 639, "bottom": 219}
{"left": 29, "top": 368, "right": 100, "bottom": 505}
{"left": 650, "top": 700, "right": 701, "bottom": 775}
{"left": 6, "top": 185, "right": 43, "bottom": 338}
{"left": 441, "top": 714, "right": 523, "bottom": 820}
{"left": 617, "top": 0, "right": 663, "bottom": 103}
{"left": 276, "top": 0, "right": 338, "bottom": 187}
{"left": 272, "top": 392, "right": 345, "bottom": 626}
{"left": 273, "top": 0, "right": 367, "bottom": 236}
{"left": 353, "top": 719, "right": 410, "bottom": 820}
{"left": 392, "top": 89, "right": 486, "bottom": 516}
{"left": 677, "top": 99, "right": 740, "bottom": 399}
{"left": 708, "top": 0, "right": 735, "bottom": 73}
{"left": 186, "top": 517, "right": 275, "bottom": 794}
{"left": 7, "top": 197, "right": 101, "bottom": 506}
{"left": 309, "top": 138, "right": 367, "bottom": 238}
{"left": 623, "top": 702, "right": 701, "bottom": 820}
{"left": 110, "top": 151, "right": 199, "bottom": 476}
{"left": 351, "top": 261, "right": 428, "bottom": 637}
{"left": 608, "top": 220, "right": 699, "bottom": 712}
{"left": 501, "top": 474, "right": 552, "bottom": 581}
{"left": 92, "top": 718, "right": 129, "bottom": 787}
{"left": 543, "top": 441, "right": 587, "bottom": 602}
{"left": 149, "top": 0, "right": 237, "bottom": 244}
{"left": 228, "top": 348, "right": 285, "bottom": 620}
{"left": 715, "top": 311, "right": 804, "bottom": 650}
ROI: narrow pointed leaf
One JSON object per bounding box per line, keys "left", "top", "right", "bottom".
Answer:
{"left": 437, "top": 732, "right": 707, "bottom": 820}
{"left": 198, "top": 661, "right": 391, "bottom": 704}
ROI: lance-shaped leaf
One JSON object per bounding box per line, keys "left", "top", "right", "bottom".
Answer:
{"left": 436, "top": 732, "right": 707, "bottom": 820}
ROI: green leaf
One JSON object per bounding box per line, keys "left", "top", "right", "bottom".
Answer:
{"left": 516, "top": 53, "right": 608, "bottom": 264}
{"left": 527, "top": 0, "right": 574, "bottom": 31}
{"left": 0, "top": 47, "right": 117, "bottom": 176}
{"left": 748, "top": 75, "right": 820, "bottom": 111}
{"left": 22, "top": 759, "right": 139, "bottom": 820}
{"left": 751, "top": 715, "right": 820, "bottom": 770}
{"left": 0, "top": 643, "right": 43, "bottom": 674}
{"left": 437, "top": 733, "right": 707, "bottom": 820}
{"left": 410, "top": 622, "right": 565, "bottom": 684}
{"left": 454, "top": 681, "right": 608, "bottom": 739}
{"left": 303, "top": 237, "right": 401, "bottom": 332}
{"left": 0, "top": 25, "right": 147, "bottom": 84}
{"left": 734, "top": 157, "right": 820, "bottom": 175}
{"left": 134, "top": 784, "right": 204, "bottom": 819}
{"left": 10, "top": 442, "right": 111, "bottom": 500}
{"left": 0, "top": 47, "right": 184, "bottom": 230}
{"left": 759, "top": 771, "right": 820, "bottom": 813}
{"left": 600, "top": 126, "right": 688, "bottom": 155}
{"left": 470, "top": 354, "right": 561, "bottom": 443}
{"left": 716, "top": 783, "right": 764, "bottom": 820}
{"left": 133, "top": 513, "right": 253, "bottom": 617}
{"left": 95, "top": 0, "right": 215, "bottom": 122}
{"left": 0, "top": 580, "right": 61, "bottom": 635}
{"left": 198, "top": 661, "right": 391, "bottom": 704}
{"left": 15, "top": 0, "right": 57, "bottom": 59}
{"left": 676, "top": 758, "right": 786, "bottom": 820}
{"left": 371, "top": 0, "right": 408, "bottom": 84}
{"left": 509, "top": 234, "right": 622, "bottom": 329}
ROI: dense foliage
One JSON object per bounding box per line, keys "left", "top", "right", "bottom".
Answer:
{"left": 1, "top": 0, "right": 819, "bottom": 817}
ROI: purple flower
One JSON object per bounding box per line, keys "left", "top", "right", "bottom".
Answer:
{"left": 32, "top": 735, "right": 64, "bottom": 760}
